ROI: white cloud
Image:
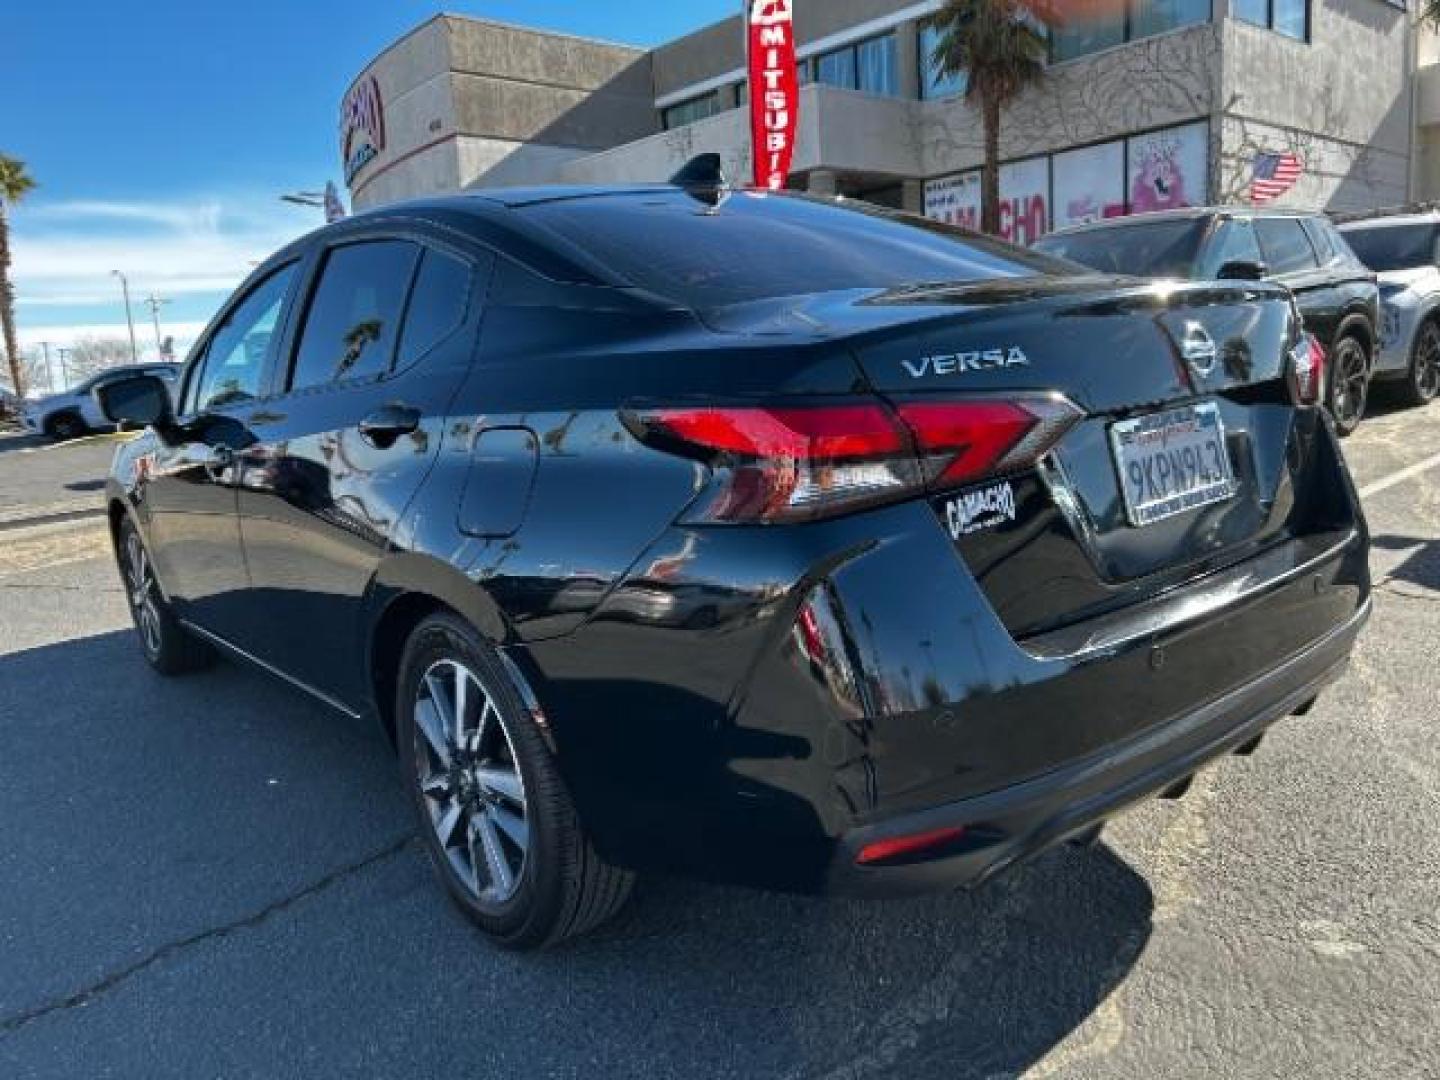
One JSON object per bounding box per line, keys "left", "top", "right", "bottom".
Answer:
{"left": 11, "top": 194, "right": 320, "bottom": 315}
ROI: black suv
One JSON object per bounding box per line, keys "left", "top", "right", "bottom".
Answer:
{"left": 98, "top": 187, "right": 1370, "bottom": 948}
{"left": 1034, "top": 209, "right": 1379, "bottom": 435}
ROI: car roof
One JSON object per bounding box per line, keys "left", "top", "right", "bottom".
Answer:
{"left": 1338, "top": 212, "right": 1440, "bottom": 230}
{"left": 1042, "top": 205, "right": 1320, "bottom": 241}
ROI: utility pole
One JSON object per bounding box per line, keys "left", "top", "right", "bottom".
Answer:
{"left": 112, "top": 270, "right": 139, "bottom": 364}
{"left": 39, "top": 341, "right": 53, "bottom": 391}
{"left": 142, "top": 294, "right": 171, "bottom": 357}
{"left": 56, "top": 347, "right": 71, "bottom": 388}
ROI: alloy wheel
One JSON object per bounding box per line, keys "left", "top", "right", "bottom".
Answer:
{"left": 1414, "top": 324, "right": 1440, "bottom": 402}
{"left": 1330, "top": 339, "right": 1368, "bottom": 432}
{"left": 412, "top": 659, "right": 529, "bottom": 906}
{"left": 124, "top": 531, "right": 163, "bottom": 655}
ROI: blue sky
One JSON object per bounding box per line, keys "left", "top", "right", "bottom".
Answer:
{"left": 4, "top": 1, "right": 739, "bottom": 376}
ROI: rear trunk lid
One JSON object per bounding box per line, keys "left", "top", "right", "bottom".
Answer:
{"left": 717, "top": 277, "right": 1322, "bottom": 639}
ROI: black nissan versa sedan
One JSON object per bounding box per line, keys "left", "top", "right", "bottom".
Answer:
{"left": 1033, "top": 209, "right": 1379, "bottom": 437}
{"left": 97, "top": 181, "right": 1371, "bottom": 948}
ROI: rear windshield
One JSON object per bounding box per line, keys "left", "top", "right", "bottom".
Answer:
{"left": 522, "top": 192, "right": 1069, "bottom": 309}
{"left": 1340, "top": 224, "right": 1439, "bottom": 272}
{"left": 1033, "top": 218, "right": 1208, "bottom": 279}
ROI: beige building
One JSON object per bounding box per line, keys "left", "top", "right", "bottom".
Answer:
{"left": 341, "top": 1, "right": 1439, "bottom": 241}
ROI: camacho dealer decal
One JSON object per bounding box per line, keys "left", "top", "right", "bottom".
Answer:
{"left": 945, "top": 481, "right": 1018, "bottom": 538}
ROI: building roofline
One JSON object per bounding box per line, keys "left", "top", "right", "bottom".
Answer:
{"left": 341, "top": 12, "right": 647, "bottom": 106}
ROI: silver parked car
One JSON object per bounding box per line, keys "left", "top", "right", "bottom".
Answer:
{"left": 1338, "top": 211, "right": 1440, "bottom": 407}
{"left": 21, "top": 363, "right": 180, "bottom": 440}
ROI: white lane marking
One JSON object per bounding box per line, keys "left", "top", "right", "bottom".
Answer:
{"left": 1358, "top": 449, "right": 1440, "bottom": 500}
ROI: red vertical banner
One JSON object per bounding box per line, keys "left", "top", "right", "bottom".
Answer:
{"left": 748, "top": 1, "right": 799, "bottom": 190}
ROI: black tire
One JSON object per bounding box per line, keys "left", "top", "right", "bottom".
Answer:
{"left": 1396, "top": 319, "right": 1440, "bottom": 408}
{"left": 116, "top": 517, "right": 216, "bottom": 675}
{"left": 396, "top": 612, "right": 634, "bottom": 949}
{"left": 1326, "top": 335, "right": 1370, "bottom": 438}
{"left": 46, "top": 412, "right": 86, "bottom": 441}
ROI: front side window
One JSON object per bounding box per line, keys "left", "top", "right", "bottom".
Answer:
{"left": 188, "top": 263, "right": 297, "bottom": 413}
{"left": 290, "top": 241, "right": 418, "bottom": 391}
{"left": 1196, "top": 219, "right": 1264, "bottom": 278}
{"left": 1254, "top": 217, "right": 1319, "bottom": 275}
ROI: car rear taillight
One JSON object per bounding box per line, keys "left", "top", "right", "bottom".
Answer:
{"left": 623, "top": 394, "right": 1083, "bottom": 524}
{"left": 1288, "top": 333, "right": 1325, "bottom": 407}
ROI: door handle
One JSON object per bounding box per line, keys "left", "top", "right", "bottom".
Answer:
{"left": 359, "top": 404, "right": 421, "bottom": 448}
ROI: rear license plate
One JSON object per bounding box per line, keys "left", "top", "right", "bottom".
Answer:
{"left": 1109, "top": 402, "right": 1236, "bottom": 527}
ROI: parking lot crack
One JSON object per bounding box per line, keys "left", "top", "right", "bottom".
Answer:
{"left": 0, "top": 833, "right": 417, "bottom": 1038}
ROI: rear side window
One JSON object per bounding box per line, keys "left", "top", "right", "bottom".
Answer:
{"left": 1254, "top": 218, "right": 1319, "bottom": 275}
{"left": 188, "top": 263, "right": 298, "bottom": 413}
{"left": 290, "top": 241, "right": 419, "bottom": 391}
{"left": 397, "top": 250, "right": 473, "bottom": 369}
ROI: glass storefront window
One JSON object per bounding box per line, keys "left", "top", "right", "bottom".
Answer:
{"left": 919, "top": 24, "right": 968, "bottom": 100}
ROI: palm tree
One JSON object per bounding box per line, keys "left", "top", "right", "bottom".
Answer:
{"left": 0, "top": 155, "right": 36, "bottom": 399}
{"left": 928, "top": 0, "right": 1050, "bottom": 236}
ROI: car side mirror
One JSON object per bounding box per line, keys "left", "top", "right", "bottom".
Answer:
{"left": 95, "top": 374, "right": 175, "bottom": 433}
{"left": 1217, "top": 259, "right": 1268, "bottom": 282}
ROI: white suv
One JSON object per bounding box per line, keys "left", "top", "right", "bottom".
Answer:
{"left": 21, "top": 364, "right": 180, "bottom": 440}
{"left": 1339, "top": 212, "right": 1440, "bottom": 407}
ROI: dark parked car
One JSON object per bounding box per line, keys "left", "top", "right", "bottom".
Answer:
{"left": 99, "top": 184, "right": 1371, "bottom": 948}
{"left": 1034, "top": 209, "right": 1379, "bottom": 436}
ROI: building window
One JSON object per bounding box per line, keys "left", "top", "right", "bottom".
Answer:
{"left": 1131, "top": 0, "right": 1211, "bottom": 40}
{"left": 856, "top": 34, "right": 899, "bottom": 96}
{"left": 919, "top": 24, "right": 968, "bottom": 100}
{"left": 816, "top": 44, "right": 858, "bottom": 89}
{"left": 815, "top": 33, "right": 899, "bottom": 97}
{"left": 1052, "top": 0, "right": 1212, "bottom": 62}
{"left": 663, "top": 91, "right": 722, "bottom": 130}
{"left": 1234, "top": 0, "right": 1308, "bottom": 39}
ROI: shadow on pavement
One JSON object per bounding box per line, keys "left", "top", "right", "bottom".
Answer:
{"left": 0, "top": 629, "right": 1154, "bottom": 1079}
{"left": 1371, "top": 534, "right": 1440, "bottom": 591}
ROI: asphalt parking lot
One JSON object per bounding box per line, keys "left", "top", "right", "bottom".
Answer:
{"left": 0, "top": 410, "right": 1437, "bottom": 1080}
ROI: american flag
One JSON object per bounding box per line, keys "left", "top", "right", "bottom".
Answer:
{"left": 1251, "top": 152, "right": 1304, "bottom": 204}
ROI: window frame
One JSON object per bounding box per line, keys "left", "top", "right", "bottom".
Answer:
{"left": 178, "top": 259, "right": 302, "bottom": 419}
{"left": 272, "top": 229, "right": 485, "bottom": 400}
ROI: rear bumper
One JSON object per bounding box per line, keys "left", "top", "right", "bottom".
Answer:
{"left": 828, "top": 595, "right": 1369, "bottom": 897}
